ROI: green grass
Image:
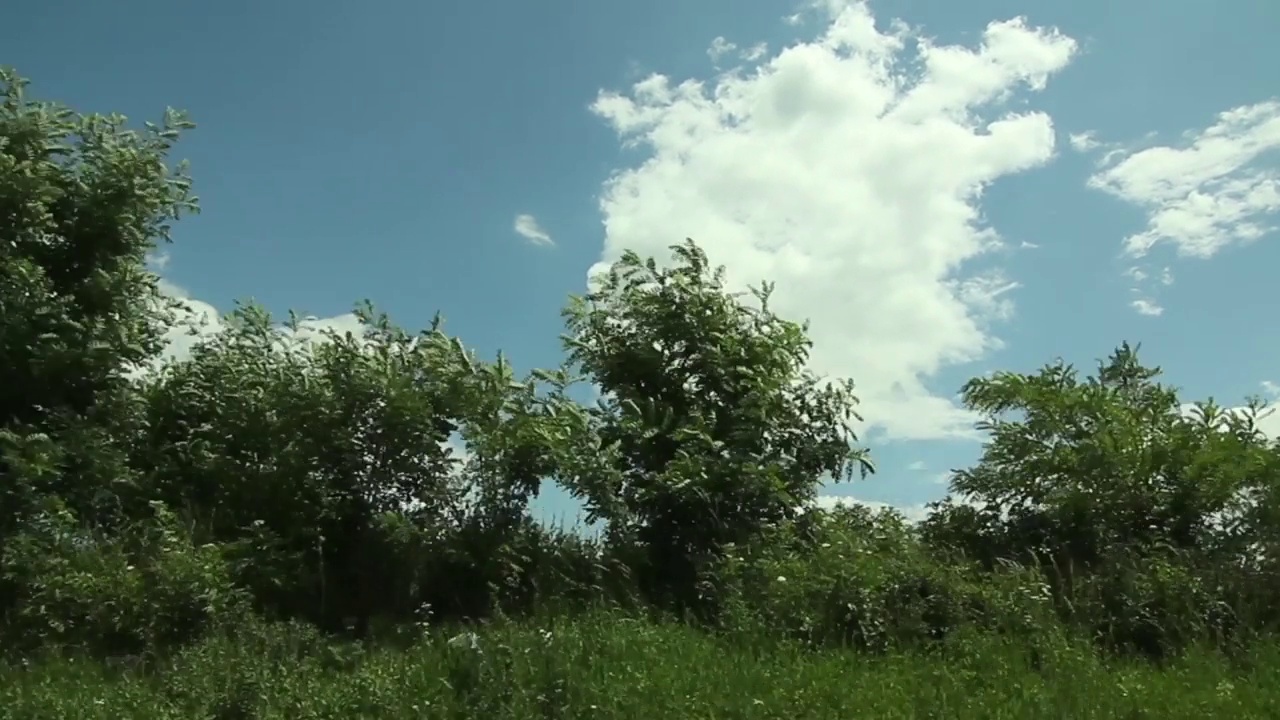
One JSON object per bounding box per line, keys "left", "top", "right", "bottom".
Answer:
{"left": 3, "top": 610, "right": 1278, "bottom": 719}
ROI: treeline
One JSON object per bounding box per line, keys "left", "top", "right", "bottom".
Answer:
{"left": 3, "top": 66, "right": 1279, "bottom": 672}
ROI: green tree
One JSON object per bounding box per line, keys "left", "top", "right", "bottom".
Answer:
{"left": 555, "top": 239, "right": 874, "bottom": 613}
{"left": 0, "top": 67, "right": 198, "bottom": 626}
{"left": 134, "top": 304, "right": 461, "bottom": 628}
{"left": 921, "top": 343, "right": 1280, "bottom": 655}
{"left": 132, "top": 301, "right": 594, "bottom": 631}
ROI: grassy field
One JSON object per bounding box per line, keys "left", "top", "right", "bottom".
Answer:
{"left": 4, "top": 610, "right": 1278, "bottom": 719}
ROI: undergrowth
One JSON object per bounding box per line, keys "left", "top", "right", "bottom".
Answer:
{"left": 3, "top": 609, "right": 1278, "bottom": 720}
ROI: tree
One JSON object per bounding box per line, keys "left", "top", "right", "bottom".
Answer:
{"left": 554, "top": 239, "right": 874, "bottom": 611}
{"left": 132, "top": 301, "right": 591, "bottom": 631}
{"left": 921, "top": 343, "right": 1280, "bottom": 655}
{"left": 0, "top": 67, "right": 198, "bottom": 621}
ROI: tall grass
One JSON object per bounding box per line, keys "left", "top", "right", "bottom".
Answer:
{"left": 4, "top": 608, "right": 1278, "bottom": 719}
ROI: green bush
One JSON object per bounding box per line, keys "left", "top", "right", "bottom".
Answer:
{"left": 718, "top": 504, "right": 1057, "bottom": 652}
{"left": 0, "top": 498, "right": 247, "bottom": 659}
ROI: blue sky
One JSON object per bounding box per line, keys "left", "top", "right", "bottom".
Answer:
{"left": 6, "top": 0, "right": 1278, "bottom": 524}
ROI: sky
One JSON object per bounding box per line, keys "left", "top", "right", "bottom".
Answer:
{"left": 5, "top": 0, "right": 1278, "bottom": 526}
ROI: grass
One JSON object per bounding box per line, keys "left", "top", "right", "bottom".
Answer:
{"left": 3, "top": 610, "right": 1279, "bottom": 719}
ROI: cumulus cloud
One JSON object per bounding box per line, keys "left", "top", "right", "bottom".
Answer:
{"left": 811, "top": 493, "right": 932, "bottom": 523}
{"left": 514, "top": 213, "right": 554, "bottom": 247}
{"left": 1086, "top": 100, "right": 1280, "bottom": 313}
{"left": 154, "top": 278, "right": 223, "bottom": 366}
{"left": 1178, "top": 382, "right": 1280, "bottom": 441}
{"left": 146, "top": 278, "right": 365, "bottom": 371}
{"left": 1259, "top": 411, "right": 1280, "bottom": 441}
{"left": 1260, "top": 382, "right": 1280, "bottom": 439}
{"left": 1235, "top": 381, "right": 1280, "bottom": 439}
{"left": 588, "top": 1, "right": 1078, "bottom": 441}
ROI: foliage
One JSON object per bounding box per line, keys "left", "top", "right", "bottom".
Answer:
{"left": 556, "top": 240, "right": 874, "bottom": 612}
{"left": 921, "top": 343, "right": 1280, "bottom": 656}
{"left": 5, "top": 611, "right": 1280, "bottom": 719}
{"left": 718, "top": 503, "right": 1056, "bottom": 654}
{"left": 0, "top": 497, "right": 245, "bottom": 658}
{"left": 129, "top": 300, "right": 612, "bottom": 632}
{"left": 5, "top": 66, "right": 1280, "bottom": 716}
{"left": 0, "top": 64, "right": 196, "bottom": 628}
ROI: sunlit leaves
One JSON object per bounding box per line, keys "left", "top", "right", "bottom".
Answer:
{"left": 553, "top": 238, "right": 874, "bottom": 608}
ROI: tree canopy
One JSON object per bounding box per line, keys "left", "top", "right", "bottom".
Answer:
{"left": 2, "top": 66, "right": 1280, "bottom": 675}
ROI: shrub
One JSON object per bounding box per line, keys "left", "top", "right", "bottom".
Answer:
{"left": 718, "top": 504, "right": 1056, "bottom": 652}
{"left": 0, "top": 498, "right": 246, "bottom": 659}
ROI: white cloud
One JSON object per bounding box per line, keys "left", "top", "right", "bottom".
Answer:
{"left": 906, "top": 460, "right": 927, "bottom": 471}
{"left": 1180, "top": 383, "right": 1280, "bottom": 440}
{"left": 146, "top": 250, "right": 172, "bottom": 271}
{"left": 588, "top": 1, "right": 1078, "bottom": 441}
{"left": 709, "top": 38, "right": 771, "bottom": 65}
{"left": 1087, "top": 100, "right": 1280, "bottom": 260}
{"left": 1259, "top": 408, "right": 1280, "bottom": 440}
{"left": 707, "top": 36, "right": 737, "bottom": 63}
{"left": 1121, "top": 265, "right": 1174, "bottom": 314}
{"left": 1252, "top": 381, "right": 1280, "bottom": 439}
{"left": 1068, "top": 131, "right": 1100, "bottom": 152}
{"left": 514, "top": 213, "right": 554, "bottom": 247}
{"left": 811, "top": 493, "right": 932, "bottom": 523}
{"left": 1130, "top": 298, "right": 1164, "bottom": 316}
{"left": 741, "top": 42, "right": 769, "bottom": 62}
{"left": 146, "top": 278, "right": 365, "bottom": 370}
{"left": 147, "top": 278, "right": 224, "bottom": 372}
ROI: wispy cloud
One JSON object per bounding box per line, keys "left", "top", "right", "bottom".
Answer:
{"left": 1090, "top": 101, "right": 1280, "bottom": 260}
{"left": 707, "top": 36, "right": 769, "bottom": 65}
{"left": 707, "top": 36, "right": 736, "bottom": 63}
{"left": 1067, "top": 131, "right": 1101, "bottom": 152}
{"left": 1080, "top": 99, "right": 1280, "bottom": 311}
{"left": 1086, "top": 100, "right": 1280, "bottom": 314}
{"left": 1130, "top": 298, "right": 1164, "bottom": 316}
{"left": 514, "top": 213, "right": 555, "bottom": 247}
